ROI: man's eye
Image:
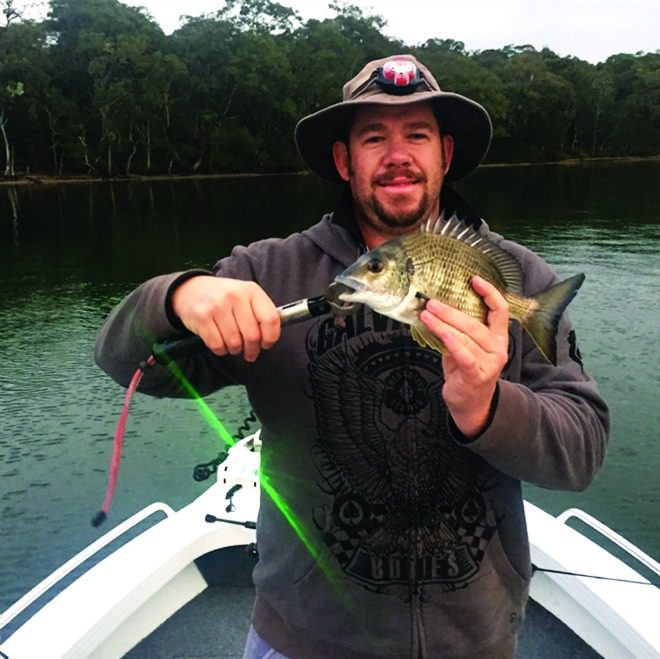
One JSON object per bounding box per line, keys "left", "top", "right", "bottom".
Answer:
{"left": 364, "top": 135, "right": 384, "bottom": 144}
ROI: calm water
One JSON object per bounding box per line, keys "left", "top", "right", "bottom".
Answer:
{"left": 1, "top": 162, "right": 659, "bottom": 619}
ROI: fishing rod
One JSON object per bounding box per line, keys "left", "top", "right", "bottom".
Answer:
{"left": 92, "top": 286, "right": 356, "bottom": 527}
{"left": 151, "top": 293, "right": 335, "bottom": 364}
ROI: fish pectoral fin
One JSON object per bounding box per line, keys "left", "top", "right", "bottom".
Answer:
{"left": 410, "top": 325, "right": 448, "bottom": 355}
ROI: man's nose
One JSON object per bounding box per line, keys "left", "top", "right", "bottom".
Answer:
{"left": 383, "top": 136, "right": 412, "bottom": 166}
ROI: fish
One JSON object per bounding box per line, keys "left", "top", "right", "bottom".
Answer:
{"left": 334, "top": 214, "right": 585, "bottom": 364}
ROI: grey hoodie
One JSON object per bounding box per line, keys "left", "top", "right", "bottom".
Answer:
{"left": 95, "top": 199, "right": 609, "bottom": 658}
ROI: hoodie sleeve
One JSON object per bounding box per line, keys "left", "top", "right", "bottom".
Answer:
{"left": 93, "top": 230, "right": 321, "bottom": 398}
{"left": 451, "top": 243, "right": 610, "bottom": 492}
{"left": 94, "top": 270, "right": 240, "bottom": 397}
{"left": 94, "top": 245, "right": 267, "bottom": 397}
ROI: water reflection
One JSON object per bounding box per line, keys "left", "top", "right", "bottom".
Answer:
{"left": 458, "top": 159, "right": 660, "bottom": 228}
{"left": 0, "top": 161, "right": 658, "bottom": 615}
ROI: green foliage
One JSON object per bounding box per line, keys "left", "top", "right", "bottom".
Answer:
{"left": 1, "top": 0, "right": 658, "bottom": 177}
{"left": 496, "top": 50, "right": 578, "bottom": 161}
{"left": 600, "top": 53, "right": 660, "bottom": 156}
{"left": 216, "top": 0, "right": 302, "bottom": 34}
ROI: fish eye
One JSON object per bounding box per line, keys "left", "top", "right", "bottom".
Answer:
{"left": 367, "top": 257, "right": 384, "bottom": 274}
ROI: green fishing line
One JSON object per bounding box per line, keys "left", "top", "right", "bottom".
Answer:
{"left": 164, "top": 358, "right": 236, "bottom": 448}
{"left": 162, "top": 357, "right": 356, "bottom": 607}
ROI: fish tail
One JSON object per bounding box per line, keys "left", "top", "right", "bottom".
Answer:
{"left": 523, "top": 274, "right": 585, "bottom": 364}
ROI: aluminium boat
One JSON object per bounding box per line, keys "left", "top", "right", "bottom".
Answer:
{"left": 1, "top": 431, "right": 659, "bottom": 658}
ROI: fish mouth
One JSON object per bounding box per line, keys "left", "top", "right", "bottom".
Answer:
{"left": 332, "top": 275, "right": 366, "bottom": 297}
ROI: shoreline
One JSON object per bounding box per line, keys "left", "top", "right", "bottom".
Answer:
{"left": 2, "top": 155, "right": 659, "bottom": 187}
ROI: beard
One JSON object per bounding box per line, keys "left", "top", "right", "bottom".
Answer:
{"left": 352, "top": 168, "right": 434, "bottom": 235}
{"left": 369, "top": 189, "right": 431, "bottom": 231}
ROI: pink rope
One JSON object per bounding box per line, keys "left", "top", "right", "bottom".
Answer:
{"left": 92, "top": 356, "right": 154, "bottom": 526}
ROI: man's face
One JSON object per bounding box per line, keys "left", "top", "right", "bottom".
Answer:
{"left": 332, "top": 102, "right": 454, "bottom": 238}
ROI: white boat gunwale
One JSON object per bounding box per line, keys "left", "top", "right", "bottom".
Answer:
{"left": 0, "top": 434, "right": 260, "bottom": 658}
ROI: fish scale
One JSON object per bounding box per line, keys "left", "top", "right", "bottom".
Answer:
{"left": 404, "top": 233, "right": 506, "bottom": 320}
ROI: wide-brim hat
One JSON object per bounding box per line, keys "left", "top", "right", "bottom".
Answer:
{"left": 295, "top": 54, "right": 492, "bottom": 183}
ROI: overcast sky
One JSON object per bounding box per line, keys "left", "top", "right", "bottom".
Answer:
{"left": 118, "top": 0, "right": 659, "bottom": 64}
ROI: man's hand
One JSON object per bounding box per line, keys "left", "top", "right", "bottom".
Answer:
{"left": 419, "top": 276, "right": 510, "bottom": 438}
{"left": 171, "top": 276, "right": 281, "bottom": 362}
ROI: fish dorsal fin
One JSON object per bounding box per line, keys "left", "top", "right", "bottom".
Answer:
{"left": 421, "top": 213, "right": 523, "bottom": 295}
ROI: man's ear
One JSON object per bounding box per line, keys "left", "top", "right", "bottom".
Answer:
{"left": 442, "top": 135, "right": 455, "bottom": 175}
{"left": 332, "top": 141, "right": 350, "bottom": 182}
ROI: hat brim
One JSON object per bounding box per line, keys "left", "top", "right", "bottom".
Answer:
{"left": 294, "top": 92, "right": 492, "bottom": 183}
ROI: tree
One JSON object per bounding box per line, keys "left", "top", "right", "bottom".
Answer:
{"left": 169, "top": 17, "right": 242, "bottom": 172}
{"left": 46, "top": 0, "right": 175, "bottom": 174}
{"left": 601, "top": 53, "right": 660, "bottom": 156}
{"left": 328, "top": 1, "right": 400, "bottom": 62}
{"left": 215, "top": 0, "right": 302, "bottom": 34}
{"left": 0, "top": 19, "right": 50, "bottom": 175}
{"left": 85, "top": 31, "right": 186, "bottom": 175}
{"left": 0, "top": 81, "right": 23, "bottom": 175}
{"left": 413, "top": 42, "right": 510, "bottom": 161}
{"left": 1, "top": 0, "right": 22, "bottom": 25}
{"left": 498, "top": 50, "right": 577, "bottom": 161}
{"left": 289, "top": 3, "right": 401, "bottom": 117}
{"left": 0, "top": 0, "right": 655, "bottom": 177}
{"left": 542, "top": 53, "right": 615, "bottom": 156}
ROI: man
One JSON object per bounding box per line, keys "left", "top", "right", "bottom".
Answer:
{"left": 95, "top": 55, "right": 609, "bottom": 658}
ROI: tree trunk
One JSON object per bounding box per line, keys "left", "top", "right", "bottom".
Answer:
{"left": 164, "top": 88, "right": 171, "bottom": 128}
{"left": 0, "top": 109, "right": 11, "bottom": 177}
{"left": 46, "top": 108, "right": 60, "bottom": 172}
{"left": 126, "top": 124, "right": 137, "bottom": 175}
{"left": 146, "top": 121, "right": 151, "bottom": 171}
{"left": 8, "top": 185, "right": 19, "bottom": 243}
{"left": 592, "top": 99, "right": 602, "bottom": 155}
{"left": 8, "top": 144, "right": 15, "bottom": 176}
{"left": 78, "top": 134, "right": 97, "bottom": 175}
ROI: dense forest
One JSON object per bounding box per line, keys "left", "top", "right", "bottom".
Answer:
{"left": 0, "top": 0, "right": 658, "bottom": 179}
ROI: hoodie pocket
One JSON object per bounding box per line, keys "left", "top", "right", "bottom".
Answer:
{"left": 476, "top": 528, "right": 530, "bottom": 644}
{"left": 487, "top": 528, "right": 531, "bottom": 596}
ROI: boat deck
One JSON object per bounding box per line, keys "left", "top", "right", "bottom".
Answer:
{"left": 127, "top": 547, "right": 600, "bottom": 659}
